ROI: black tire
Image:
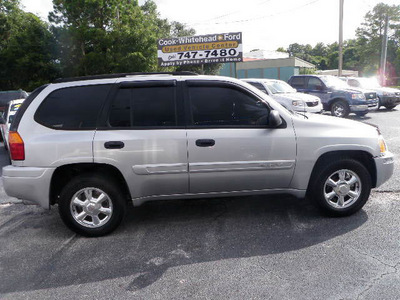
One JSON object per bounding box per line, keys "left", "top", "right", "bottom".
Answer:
{"left": 330, "top": 100, "right": 350, "bottom": 118}
{"left": 58, "top": 174, "right": 126, "bottom": 237}
{"left": 355, "top": 111, "right": 368, "bottom": 117}
{"left": 309, "top": 159, "right": 372, "bottom": 217}
{"left": 384, "top": 104, "right": 396, "bottom": 110}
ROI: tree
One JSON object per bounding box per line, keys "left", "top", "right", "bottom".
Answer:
{"left": 0, "top": 0, "right": 59, "bottom": 90}
{"left": 49, "top": 0, "right": 170, "bottom": 76}
{"left": 356, "top": 3, "right": 400, "bottom": 78}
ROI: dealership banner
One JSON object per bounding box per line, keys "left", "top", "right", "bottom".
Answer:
{"left": 157, "top": 32, "right": 243, "bottom": 67}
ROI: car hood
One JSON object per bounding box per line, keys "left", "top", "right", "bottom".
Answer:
{"left": 370, "top": 87, "right": 400, "bottom": 94}
{"left": 273, "top": 92, "right": 320, "bottom": 102}
{"left": 338, "top": 87, "right": 374, "bottom": 94}
{"left": 296, "top": 113, "right": 377, "bottom": 133}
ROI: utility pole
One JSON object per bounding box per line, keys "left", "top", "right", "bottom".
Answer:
{"left": 380, "top": 14, "right": 389, "bottom": 85}
{"left": 338, "top": 0, "right": 344, "bottom": 77}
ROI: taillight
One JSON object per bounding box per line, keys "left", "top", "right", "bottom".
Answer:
{"left": 8, "top": 131, "right": 25, "bottom": 160}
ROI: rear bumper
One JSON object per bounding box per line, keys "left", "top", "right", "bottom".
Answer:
{"left": 374, "top": 152, "right": 394, "bottom": 187}
{"left": 2, "top": 166, "right": 55, "bottom": 209}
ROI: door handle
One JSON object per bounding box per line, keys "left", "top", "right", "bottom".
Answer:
{"left": 195, "top": 139, "right": 215, "bottom": 147}
{"left": 104, "top": 141, "right": 125, "bottom": 149}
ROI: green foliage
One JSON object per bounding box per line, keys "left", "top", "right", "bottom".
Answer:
{"left": 49, "top": 0, "right": 171, "bottom": 76}
{"left": 0, "top": 1, "right": 60, "bottom": 90}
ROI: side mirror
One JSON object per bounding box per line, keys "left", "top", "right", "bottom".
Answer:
{"left": 269, "top": 110, "right": 282, "bottom": 128}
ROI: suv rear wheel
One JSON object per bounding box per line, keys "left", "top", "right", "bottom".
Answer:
{"left": 331, "top": 100, "right": 350, "bottom": 118}
{"left": 310, "top": 159, "right": 371, "bottom": 216}
{"left": 58, "top": 174, "right": 126, "bottom": 237}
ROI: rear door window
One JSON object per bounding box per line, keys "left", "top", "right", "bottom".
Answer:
{"left": 289, "top": 77, "right": 305, "bottom": 89}
{"left": 108, "top": 85, "right": 177, "bottom": 128}
{"left": 35, "top": 84, "right": 112, "bottom": 129}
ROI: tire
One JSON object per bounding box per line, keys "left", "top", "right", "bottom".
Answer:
{"left": 384, "top": 104, "right": 396, "bottom": 110}
{"left": 309, "top": 159, "right": 372, "bottom": 217}
{"left": 330, "top": 100, "right": 350, "bottom": 118}
{"left": 355, "top": 112, "right": 368, "bottom": 117}
{"left": 58, "top": 174, "right": 126, "bottom": 237}
{"left": 377, "top": 97, "right": 381, "bottom": 109}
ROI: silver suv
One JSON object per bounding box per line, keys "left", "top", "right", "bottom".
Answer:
{"left": 2, "top": 72, "right": 394, "bottom": 236}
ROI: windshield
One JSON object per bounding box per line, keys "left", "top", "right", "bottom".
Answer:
{"left": 265, "top": 81, "right": 296, "bottom": 94}
{"left": 320, "top": 75, "right": 350, "bottom": 89}
{"left": 357, "top": 77, "right": 382, "bottom": 89}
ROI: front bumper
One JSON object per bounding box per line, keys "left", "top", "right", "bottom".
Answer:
{"left": 2, "top": 166, "right": 55, "bottom": 209}
{"left": 374, "top": 151, "right": 394, "bottom": 187}
{"left": 380, "top": 96, "right": 400, "bottom": 107}
{"left": 350, "top": 99, "right": 379, "bottom": 112}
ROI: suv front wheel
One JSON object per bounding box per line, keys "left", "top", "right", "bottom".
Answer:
{"left": 58, "top": 174, "right": 126, "bottom": 237}
{"left": 331, "top": 100, "right": 350, "bottom": 118}
{"left": 310, "top": 159, "right": 372, "bottom": 216}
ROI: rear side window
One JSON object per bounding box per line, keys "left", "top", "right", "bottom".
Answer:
{"left": 289, "top": 77, "right": 305, "bottom": 89}
{"left": 108, "top": 86, "right": 177, "bottom": 128}
{"left": 247, "top": 82, "right": 268, "bottom": 94}
{"left": 35, "top": 85, "right": 111, "bottom": 129}
{"left": 10, "top": 84, "right": 48, "bottom": 132}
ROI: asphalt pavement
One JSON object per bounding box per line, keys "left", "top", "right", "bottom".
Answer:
{"left": 0, "top": 109, "right": 399, "bottom": 300}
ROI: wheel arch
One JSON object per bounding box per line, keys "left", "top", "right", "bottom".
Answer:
{"left": 307, "top": 150, "right": 377, "bottom": 196}
{"left": 328, "top": 97, "right": 348, "bottom": 110}
{"left": 50, "top": 163, "right": 131, "bottom": 205}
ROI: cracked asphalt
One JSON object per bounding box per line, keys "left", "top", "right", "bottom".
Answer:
{"left": 0, "top": 108, "right": 399, "bottom": 299}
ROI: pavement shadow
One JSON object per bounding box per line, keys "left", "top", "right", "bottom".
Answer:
{"left": 0, "top": 195, "right": 368, "bottom": 294}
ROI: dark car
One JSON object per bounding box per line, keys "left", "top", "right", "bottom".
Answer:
{"left": 288, "top": 75, "right": 378, "bottom": 118}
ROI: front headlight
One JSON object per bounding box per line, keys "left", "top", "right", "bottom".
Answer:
{"left": 351, "top": 93, "right": 365, "bottom": 100}
{"left": 292, "top": 100, "right": 304, "bottom": 107}
{"left": 378, "top": 136, "right": 387, "bottom": 154}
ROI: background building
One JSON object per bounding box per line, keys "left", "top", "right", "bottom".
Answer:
{"left": 220, "top": 50, "right": 315, "bottom": 82}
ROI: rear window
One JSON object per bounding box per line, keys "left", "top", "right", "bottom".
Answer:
{"left": 10, "top": 84, "right": 48, "bottom": 132}
{"left": 289, "top": 77, "right": 305, "bottom": 89}
{"left": 35, "top": 84, "right": 111, "bottom": 130}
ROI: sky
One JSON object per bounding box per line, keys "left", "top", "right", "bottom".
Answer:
{"left": 21, "top": 0, "right": 399, "bottom": 52}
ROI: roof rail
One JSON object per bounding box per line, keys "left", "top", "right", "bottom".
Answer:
{"left": 53, "top": 71, "right": 199, "bottom": 83}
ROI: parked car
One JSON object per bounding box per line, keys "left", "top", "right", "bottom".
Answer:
{"left": 288, "top": 75, "right": 379, "bottom": 117}
{"left": 0, "top": 98, "right": 24, "bottom": 150}
{"left": 343, "top": 77, "right": 400, "bottom": 110}
{"left": 242, "top": 78, "right": 323, "bottom": 113}
{"left": 2, "top": 73, "right": 394, "bottom": 236}
{"left": 0, "top": 90, "right": 28, "bottom": 141}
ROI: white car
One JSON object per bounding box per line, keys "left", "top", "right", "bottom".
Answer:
{"left": 242, "top": 78, "right": 323, "bottom": 113}
{"left": 0, "top": 98, "right": 24, "bottom": 150}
